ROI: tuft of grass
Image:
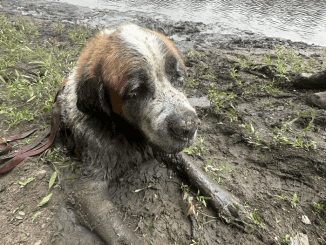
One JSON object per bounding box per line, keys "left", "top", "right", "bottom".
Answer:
{"left": 243, "top": 207, "right": 264, "bottom": 233}
{"left": 183, "top": 135, "right": 205, "bottom": 156}
{"left": 187, "top": 77, "right": 199, "bottom": 88}
{"left": 38, "top": 193, "right": 53, "bottom": 207}
{"left": 313, "top": 203, "right": 324, "bottom": 213}
{"left": 274, "top": 194, "right": 287, "bottom": 200}
{"left": 278, "top": 109, "right": 316, "bottom": 150}
{"left": 181, "top": 183, "right": 215, "bottom": 227}
{"left": 291, "top": 193, "right": 298, "bottom": 208}
{"left": 207, "top": 83, "right": 236, "bottom": 114}
{"left": 281, "top": 234, "right": 291, "bottom": 244}
{"left": 0, "top": 13, "right": 96, "bottom": 128}
{"left": 204, "top": 158, "right": 234, "bottom": 184}
{"left": 67, "top": 24, "right": 93, "bottom": 45}
{"left": 187, "top": 49, "right": 196, "bottom": 58}
{"left": 145, "top": 221, "right": 152, "bottom": 228}
{"left": 31, "top": 211, "right": 40, "bottom": 222}
{"left": 17, "top": 177, "right": 35, "bottom": 188}
{"left": 237, "top": 55, "right": 251, "bottom": 69}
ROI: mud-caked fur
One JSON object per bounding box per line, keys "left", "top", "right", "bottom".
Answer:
{"left": 57, "top": 23, "right": 199, "bottom": 181}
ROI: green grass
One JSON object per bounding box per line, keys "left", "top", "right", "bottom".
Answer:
{"left": 203, "top": 158, "right": 234, "bottom": 184}
{"left": 183, "top": 135, "right": 205, "bottom": 156}
{"left": 0, "top": 13, "right": 96, "bottom": 128}
{"left": 207, "top": 83, "right": 236, "bottom": 114}
{"left": 186, "top": 44, "right": 323, "bottom": 154}
{"left": 236, "top": 45, "right": 324, "bottom": 82}
{"left": 186, "top": 43, "right": 324, "bottom": 153}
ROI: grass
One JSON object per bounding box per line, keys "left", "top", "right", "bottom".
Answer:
{"left": 274, "top": 194, "right": 286, "bottom": 200}
{"left": 0, "top": 13, "right": 97, "bottom": 128}
{"left": 203, "top": 158, "right": 234, "bottom": 184}
{"left": 184, "top": 43, "right": 324, "bottom": 154}
{"left": 183, "top": 45, "right": 325, "bottom": 240}
{"left": 207, "top": 83, "right": 236, "bottom": 114}
{"left": 243, "top": 207, "right": 265, "bottom": 233}
{"left": 40, "top": 148, "right": 77, "bottom": 185}
{"left": 196, "top": 45, "right": 323, "bottom": 152}
{"left": 312, "top": 202, "right": 326, "bottom": 226}
{"left": 239, "top": 45, "right": 323, "bottom": 81}
{"left": 17, "top": 177, "right": 35, "bottom": 188}
{"left": 281, "top": 234, "right": 291, "bottom": 244}
{"left": 181, "top": 183, "right": 214, "bottom": 227}
{"left": 276, "top": 109, "right": 317, "bottom": 150}
{"left": 31, "top": 211, "right": 40, "bottom": 222}
{"left": 291, "top": 193, "right": 298, "bottom": 208}
{"left": 243, "top": 122, "right": 267, "bottom": 148}
{"left": 183, "top": 134, "right": 206, "bottom": 156}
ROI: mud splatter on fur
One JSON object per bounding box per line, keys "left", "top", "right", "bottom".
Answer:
{"left": 56, "top": 23, "right": 199, "bottom": 181}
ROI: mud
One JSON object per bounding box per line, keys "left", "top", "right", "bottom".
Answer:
{"left": 0, "top": 0, "right": 326, "bottom": 244}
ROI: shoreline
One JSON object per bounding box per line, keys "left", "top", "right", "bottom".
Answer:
{"left": 1, "top": 2, "right": 326, "bottom": 244}
{"left": 1, "top": 0, "right": 325, "bottom": 56}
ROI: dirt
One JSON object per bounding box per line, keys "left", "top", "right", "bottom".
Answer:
{"left": 1, "top": 1, "right": 326, "bottom": 245}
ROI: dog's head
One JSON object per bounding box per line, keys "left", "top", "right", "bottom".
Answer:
{"left": 75, "top": 23, "right": 199, "bottom": 153}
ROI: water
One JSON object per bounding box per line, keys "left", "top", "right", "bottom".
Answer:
{"left": 59, "top": 0, "right": 326, "bottom": 47}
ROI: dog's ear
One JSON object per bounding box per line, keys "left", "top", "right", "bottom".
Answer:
{"left": 74, "top": 31, "right": 130, "bottom": 118}
{"left": 76, "top": 63, "right": 112, "bottom": 117}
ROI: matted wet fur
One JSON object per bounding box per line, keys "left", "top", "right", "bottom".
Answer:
{"left": 54, "top": 23, "right": 202, "bottom": 244}
{"left": 57, "top": 23, "right": 200, "bottom": 181}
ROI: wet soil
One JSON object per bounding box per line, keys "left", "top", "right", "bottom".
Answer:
{"left": 1, "top": 1, "right": 326, "bottom": 245}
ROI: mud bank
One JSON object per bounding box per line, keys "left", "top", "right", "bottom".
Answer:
{"left": 1, "top": 1, "right": 326, "bottom": 245}
{"left": 1, "top": 0, "right": 324, "bottom": 54}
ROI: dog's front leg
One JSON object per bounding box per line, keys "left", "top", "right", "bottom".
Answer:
{"left": 160, "top": 152, "right": 246, "bottom": 229}
{"left": 63, "top": 178, "right": 144, "bottom": 245}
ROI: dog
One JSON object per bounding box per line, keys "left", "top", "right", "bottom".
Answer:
{"left": 55, "top": 23, "right": 200, "bottom": 244}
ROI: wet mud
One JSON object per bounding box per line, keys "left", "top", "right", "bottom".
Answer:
{"left": 0, "top": 0, "right": 326, "bottom": 244}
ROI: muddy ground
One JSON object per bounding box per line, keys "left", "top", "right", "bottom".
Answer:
{"left": 1, "top": 1, "right": 326, "bottom": 245}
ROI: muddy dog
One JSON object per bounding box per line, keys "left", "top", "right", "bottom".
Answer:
{"left": 55, "top": 23, "right": 201, "bottom": 244}
{"left": 55, "top": 23, "right": 244, "bottom": 244}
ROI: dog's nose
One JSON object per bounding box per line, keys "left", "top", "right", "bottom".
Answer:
{"left": 168, "top": 110, "right": 200, "bottom": 141}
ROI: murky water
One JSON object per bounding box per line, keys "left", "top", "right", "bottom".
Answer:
{"left": 59, "top": 0, "right": 326, "bottom": 47}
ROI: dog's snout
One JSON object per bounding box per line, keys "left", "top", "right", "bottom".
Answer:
{"left": 168, "top": 110, "right": 199, "bottom": 141}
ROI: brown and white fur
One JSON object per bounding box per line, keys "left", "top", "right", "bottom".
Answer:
{"left": 56, "top": 23, "right": 200, "bottom": 181}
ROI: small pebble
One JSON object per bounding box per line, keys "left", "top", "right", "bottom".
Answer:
{"left": 301, "top": 215, "right": 311, "bottom": 225}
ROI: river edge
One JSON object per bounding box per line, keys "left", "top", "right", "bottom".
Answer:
{"left": 1, "top": 0, "right": 325, "bottom": 55}
{"left": 1, "top": 1, "right": 326, "bottom": 245}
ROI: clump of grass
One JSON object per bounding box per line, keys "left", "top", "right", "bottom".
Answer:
{"left": 312, "top": 202, "right": 326, "bottom": 226}
{"left": 243, "top": 207, "right": 265, "bottom": 233}
{"left": 207, "top": 83, "right": 236, "bottom": 114}
{"left": 0, "top": 13, "right": 96, "bottom": 128}
{"left": 281, "top": 234, "right": 291, "bottom": 244}
{"left": 67, "top": 24, "right": 93, "bottom": 45}
{"left": 243, "top": 122, "right": 268, "bottom": 149}
{"left": 236, "top": 45, "right": 323, "bottom": 84}
{"left": 291, "top": 193, "right": 298, "bottom": 208}
{"left": 183, "top": 135, "right": 205, "bottom": 156}
{"left": 181, "top": 184, "right": 213, "bottom": 227}
{"left": 203, "top": 158, "right": 234, "bottom": 184}
{"left": 187, "top": 77, "right": 199, "bottom": 88}
{"left": 264, "top": 46, "right": 323, "bottom": 80}
{"left": 277, "top": 109, "right": 317, "bottom": 150}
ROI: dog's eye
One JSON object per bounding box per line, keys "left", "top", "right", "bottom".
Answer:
{"left": 127, "top": 88, "right": 139, "bottom": 98}
{"left": 176, "top": 76, "right": 185, "bottom": 88}
{"left": 168, "top": 73, "right": 185, "bottom": 91}
{"left": 165, "top": 56, "right": 185, "bottom": 90}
